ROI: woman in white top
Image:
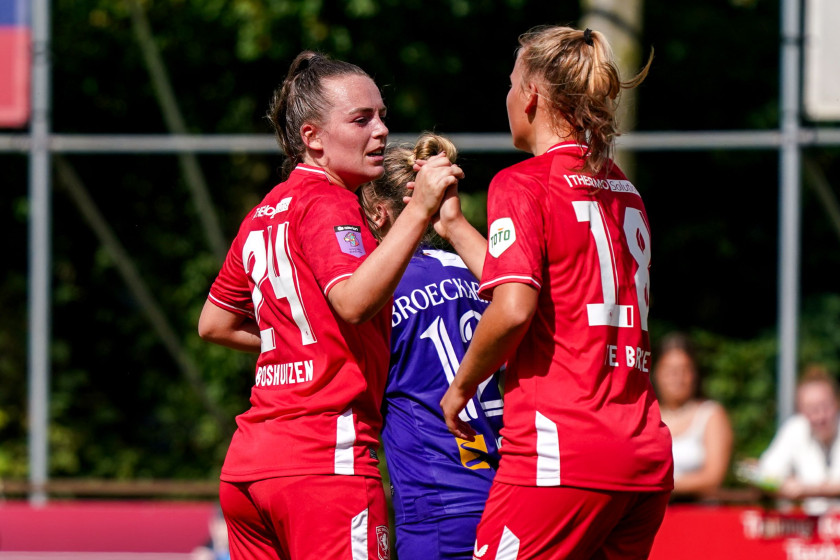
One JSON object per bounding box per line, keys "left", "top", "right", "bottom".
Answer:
{"left": 653, "top": 332, "right": 733, "bottom": 498}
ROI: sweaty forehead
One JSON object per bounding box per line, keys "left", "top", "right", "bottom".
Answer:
{"left": 322, "top": 75, "right": 384, "bottom": 113}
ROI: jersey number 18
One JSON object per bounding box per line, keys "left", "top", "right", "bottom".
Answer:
{"left": 573, "top": 201, "right": 651, "bottom": 331}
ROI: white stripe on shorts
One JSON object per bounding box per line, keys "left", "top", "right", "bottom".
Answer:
{"left": 535, "top": 411, "right": 561, "bottom": 486}
{"left": 495, "top": 526, "right": 521, "bottom": 560}
{"left": 351, "top": 507, "right": 368, "bottom": 560}
{"left": 335, "top": 408, "right": 356, "bottom": 475}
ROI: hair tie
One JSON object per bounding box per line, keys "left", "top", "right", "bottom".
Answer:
{"left": 583, "top": 28, "right": 594, "bottom": 46}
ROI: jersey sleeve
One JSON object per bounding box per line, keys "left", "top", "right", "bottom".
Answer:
{"left": 208, "top": 229, "right": 255, "bottom": 317}
{"left": 479, "top": 170, "right": 545, "bottom": 300}
{"left": 297, "top": 191, "right": 379, "bottom": 296}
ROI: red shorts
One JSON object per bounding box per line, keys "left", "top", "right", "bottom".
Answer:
{"left": 220, "top": 475, "right": 389, "bottom": 560}
{"left": 472, "top": 482, "right": 669, "bottom": 560}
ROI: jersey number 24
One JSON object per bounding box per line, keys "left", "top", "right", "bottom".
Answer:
{"left": 243, "top": 224, "right": 316, "bottom": 346}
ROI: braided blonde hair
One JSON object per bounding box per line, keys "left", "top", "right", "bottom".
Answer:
{"left": 359, "top": 132, "right": 458, "bottom": 242}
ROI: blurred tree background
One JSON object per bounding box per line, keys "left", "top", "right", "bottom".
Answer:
{"left": 1, "top": 0, "right": 839, "bottom": 485}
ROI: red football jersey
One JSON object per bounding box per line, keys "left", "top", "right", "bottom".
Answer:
{"left": 480, "top": 143, "right": 673, "bottom": 491}
{"left": 209, "top": 164, "right": 391, "bottom": 482}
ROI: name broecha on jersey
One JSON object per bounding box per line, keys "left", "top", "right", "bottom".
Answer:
{"left": 392, "top": 278, "right": 487, "bottom": 327}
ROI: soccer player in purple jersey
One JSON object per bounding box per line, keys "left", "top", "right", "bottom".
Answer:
{"left": 359, "top": 133, "right": 503, "bottom": 560}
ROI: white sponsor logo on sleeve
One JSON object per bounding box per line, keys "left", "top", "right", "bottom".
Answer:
{"left": 488, "top": 217, "right": 516, "bottom": 258}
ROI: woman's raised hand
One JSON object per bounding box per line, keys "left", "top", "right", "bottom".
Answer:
{"left": 405, "top": 152, "right": 464, "bottom": 220}
{"left": 432, "top": 182, "right": 466, "bottom": 241}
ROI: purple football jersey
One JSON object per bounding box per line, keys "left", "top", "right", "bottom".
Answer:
{"left": 382, "top": 248, "right": 503, "bottom": 524}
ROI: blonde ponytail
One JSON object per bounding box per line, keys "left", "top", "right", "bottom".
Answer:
{"left": 516, "top": 25, "right": 652, "bottom": 175}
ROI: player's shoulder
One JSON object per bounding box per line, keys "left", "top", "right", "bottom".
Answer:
{"left": 419, "top": 248, "right": 470, "bottom": 270}
{"left": 491, "top": 149, "right": 585, "bottom": 195}
{"left": 405, "top": 248, "right": 461, "bottom": 274}
{"left": 401, "top": 249, "right": 476, "bottom": 286}
{"left": 256, "top": 172, "right": 357, "bottom": 220}
{"left": 492, "top": 156, "right": 549, "bottom": 186}
{"left": 246, "top": 183, "right": 296, "bottom": 221}
{"left": 488, "top": 161, "right": 548, "bottom": 209}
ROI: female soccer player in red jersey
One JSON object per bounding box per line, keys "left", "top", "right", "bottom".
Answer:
{"left": 198, "top": 51, "right": 461, "bottom": 560}
{"left": 440, "top": 26, "right": 674, "bottom": 559}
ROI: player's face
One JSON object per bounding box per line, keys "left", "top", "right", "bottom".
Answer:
{"left": 311, "top": 75, "right": 388, "bottom": 191}
{"left": 506, "top": 53, "right": 532, "bottom": 153}
{"left": 798, "top": 381, "right": 839, "bottom": 445}
{"left": 653, "top": 349, "right": 696, "bottom": 407}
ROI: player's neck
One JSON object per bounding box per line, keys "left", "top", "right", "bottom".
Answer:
{"left": 530, "top": 121, "right": 575, "bottom": 157}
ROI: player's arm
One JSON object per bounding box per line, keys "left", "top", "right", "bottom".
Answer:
{"left": 434, "top": 189, "right": 487, "bottom": 279}
{"left": 197, "top": 299, "right": 261, "bottom": 353}
{"left": 329, "top": 154, "right": 463, "bottom": 324}
{"left": 778, "top": 479, "right": 840, "bottom": 500}
{"left": 441, "top": 282, "right": 538, "bottom": 440}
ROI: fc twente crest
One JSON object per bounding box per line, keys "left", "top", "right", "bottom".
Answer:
{"left": 376, "top": 525, "right": 389, "bottom": 560}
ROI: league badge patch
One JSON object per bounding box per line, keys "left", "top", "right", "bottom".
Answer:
{"left": 334, "top": 225, "right": 366, "bottom": 258}
{"left": 488, "top": 217, "right": 516, "bottom": 258}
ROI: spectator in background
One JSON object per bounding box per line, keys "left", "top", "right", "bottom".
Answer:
{"left": 757, "top": 364, "right": 840, "bottom": 514}
{"left": 653, "top": 332, "right": 733, "bottom": 499}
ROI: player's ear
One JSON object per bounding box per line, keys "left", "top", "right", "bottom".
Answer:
{"left": 301, "top": 123, "right": 322, "bottom": 151}
{"left": 525, "top": 83, "right": 539, "bottom": 115}
{"left": 373, "top": 202, "right": 390, "bottom": 229}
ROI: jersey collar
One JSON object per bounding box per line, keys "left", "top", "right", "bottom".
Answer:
{"left": 545, "top": 142, "right": 589, "bottom": 156}
{"left": 293, "top": 163, "right": 336, "bottom": 184}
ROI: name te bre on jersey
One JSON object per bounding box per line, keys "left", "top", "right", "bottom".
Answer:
{"left": 255, "top": 359, "right": 314, "bottom": 387}
{"left": 605, "top": 344, "right": 651, "bottom": 373}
